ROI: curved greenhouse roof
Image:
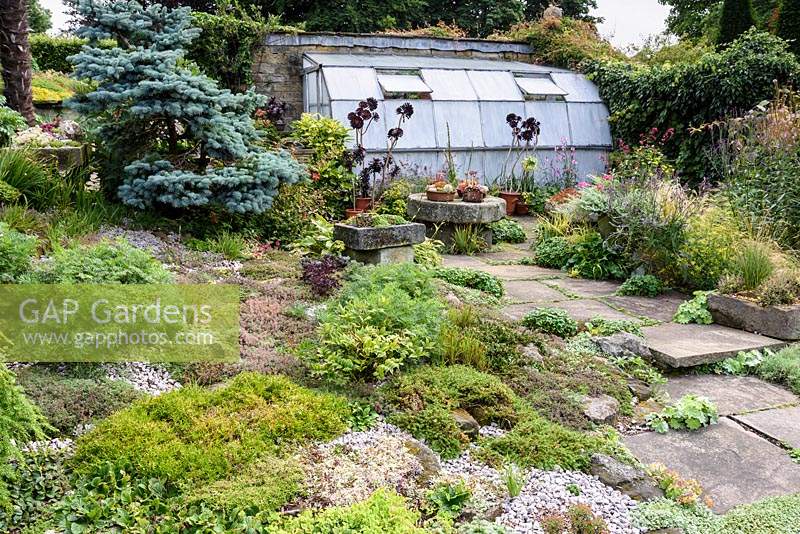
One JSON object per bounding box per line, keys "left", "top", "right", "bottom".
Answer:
{"left": 302, "top": 52, "right": 612, "bottom": 183}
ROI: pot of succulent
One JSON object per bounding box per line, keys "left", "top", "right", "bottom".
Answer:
{"left": 461, "top": 181, "right": 488, "bottom": 203}
{"left": 515, "top": 198, "right": 530, "bottom": 215}
{"left": 426, "top": 180, "right": 456, "bottom": 202}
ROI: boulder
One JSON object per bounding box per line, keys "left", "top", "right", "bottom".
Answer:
{"left": 403, "top": 439, "right": 440, "bottom": 481}
{"left": 452, "top": 408, "right": 480, "bottom": 440}
{"left": 708, "top": 293, "right": 800, "bottom": 341}
{"left": 590, "top": 454, "right": 664, "bottom": 502}
{"left": 521, "top": 343, "right": 543, "bottom": 363}
{"left": 628, "top": 378, "right": 654, "bottom": 402}
{"left": 593, "top": 332, "right": 652, "bottom": 359}
{"left": 582, "top": 394, "right": 620, "bottom": 425}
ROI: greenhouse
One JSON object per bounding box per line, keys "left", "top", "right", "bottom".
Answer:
{"left": 302, "top": 52, "right": 613, "bottom": 183}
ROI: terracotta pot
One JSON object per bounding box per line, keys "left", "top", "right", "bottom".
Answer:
{"left": 426, "top": 190, "right": 455, "bottom": 202}
{"left": 499, "top": 191, "right": 521, "bottom": 216}
{"left": 515, "top": 202, "right": 530, "bottom": 215}
{"left": 345, "top": 208, "right": 363, "bottom": 219}
{"left": 355, "top": 197, "right": 372, "bottom": 210}
{"left": 462, "top": 189, "right": 485, "bottom": 203}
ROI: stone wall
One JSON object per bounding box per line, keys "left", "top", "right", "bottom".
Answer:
{"left": 252, "top": 32, "right": 536, "bottom": 122}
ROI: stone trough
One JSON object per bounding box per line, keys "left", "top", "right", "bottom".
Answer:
{"left": 334, "top": 222, "right": 426, "bottom": 265}
{"left": 406, "top": 193, "right": 505, "bottom": 248}
{"left": 708, "top": 293, "right": 800, "bottom": 341}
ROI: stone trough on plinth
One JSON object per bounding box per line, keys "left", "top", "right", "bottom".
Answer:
{"left": 406, "top": 193, "right": 505, "bottom": 249}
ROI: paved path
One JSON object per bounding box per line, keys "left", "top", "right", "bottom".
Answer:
{"left": 442, "top": 247, "right": 783, "bottom": 368}
{"left": 442, "top": 237, "right": 800, "bottom": 512}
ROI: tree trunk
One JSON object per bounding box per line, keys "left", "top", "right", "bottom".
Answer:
{"left": 0, "top": 0, "right": 36, "bottom": 125}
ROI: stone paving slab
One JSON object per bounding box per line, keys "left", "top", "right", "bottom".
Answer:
{"left": 600, "top": 291, "right": 687, "bottom": 323}
{"left": 502, "top": 299, "right": 633, "bottom": 322}
{"left": 642, "top": 323, "right": 786, "bottom": 368}
{"left": 441, "top": 255, "right": 489, "bottom": 269}
{"left": 541, "top": 278, "right": 622, "bottom": 298}
{"left": 503, "top": 280, "right": 569, "bottom": 304}
{"left": 733, "top": 405, "right": 800, "bottom": 449}
{"left": 662, "top": 375, "right": 799, "bottom": 416}
{"left": 624, "top": 418, "right": 800, "bottom": 512}
{"left": 479, "top": 264, "right": 566, "bottom": 281}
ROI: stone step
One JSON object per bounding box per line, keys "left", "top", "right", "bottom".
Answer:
{"left": 624, "top": 417, "right": 800, "bottom": 513}
{"left": 732, "top": 405, "right": 800, "bottom": 449}
{"left": 642, "top": 323, "right": 786, "bottom": 368}
{"left": 661, "top": 375, "right": 799, "bottom": 416}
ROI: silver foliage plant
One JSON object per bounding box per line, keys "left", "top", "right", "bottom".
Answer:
{"left": 66, "top": 0, "right": 306, "bottom": 214}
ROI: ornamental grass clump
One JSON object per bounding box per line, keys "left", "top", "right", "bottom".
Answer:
{"left": 68, "top": 0, "right": 305, "bottom": 214}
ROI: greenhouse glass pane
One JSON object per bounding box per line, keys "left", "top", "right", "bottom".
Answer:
{"left": 480, "top": 101, "right": 525, "bottom": 147}
{"left": 550, "top": 73, "right": 602, "bottom": 102}
{"left": 377, "top": 74, "right": 431, "bottom": 94}
{"left": 322, "top": 67, "right": 381, "bottom": 100}
{"left": 524, "top": 101, "right": 571, "bottom": 147}
{"left": 432, "top": 101, "right": 484, "bottom": 148}
{"left": 515, "top": 76, "right": 568, "bottom": 97}
{"left": 383, "top": 99, "right": 436, "bottom": 149}
{"left": 467, "top": 71, "right": 523, "bottom": 101}
{"left": 421, "top": 69, "right": 477, "bottom": 101}
{"left": 567, "top": 103, "right": 612, "bottom": 147}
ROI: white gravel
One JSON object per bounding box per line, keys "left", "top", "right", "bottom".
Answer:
{"left": 496, "top": 467, "right": 641, "bottom": 534}
{"left": 103, "top": 361, "right": 180, "bottom": 396}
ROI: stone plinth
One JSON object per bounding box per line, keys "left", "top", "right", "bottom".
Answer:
{"left": 29, "top": 145, "right": 88, "bottom": 171}
{"left": 333, "top": 222, "right": 426, "bottom": 265}
{"left": 708, "top": 293, "right": 800, "bottom": 341}
{"left": 406, "top": 193, "right": 505, "bottom": 248}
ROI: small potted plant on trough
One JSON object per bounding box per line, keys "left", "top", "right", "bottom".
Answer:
{"left": 460, "top": 180, "right": 488, "bottom": 203}
{"left": 334, "top": 213, "right": 426, "bottom": 265}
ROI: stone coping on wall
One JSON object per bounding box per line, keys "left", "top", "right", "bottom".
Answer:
{"left": 264, "top": 32, "right": 533, "bottom": 55}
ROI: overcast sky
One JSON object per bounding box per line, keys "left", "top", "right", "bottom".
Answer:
{"left": 41, "top": 0, "right": 671, "bottom": 48}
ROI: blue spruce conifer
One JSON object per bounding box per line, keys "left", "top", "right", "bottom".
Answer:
{"left": 67, "top": 0, "right": 305, "bottom": 214}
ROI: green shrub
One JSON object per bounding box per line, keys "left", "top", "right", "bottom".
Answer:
{"left": 437, "top": 307, "right": 536, "bottom": 372}
{"left": 584, "top": 316, "right": 643, "bottom": 337}
{"left": 381, "top": 365, "right": 519, "bottom": 458}
{"left": 477, "top": 409, "right": 618, "bottom": 471}
{"left": 413, "top": 238, "right": 444, "bottom": 268}
{"left": 256, "top": 184, "right": 333, "bottom": 246}
{"left": 342, "top": 263, "right": 438, "bottom": 301}
{"left": 288, "top": 215, "right": 345, "bottom": 257}
{"left": 0, "top": 446, "right": 71, "bottom": 531}
{"left": 31, "top": 239, "right": 173, "bottom": 284}
{"left": 309, "top": 273, "right": 444, "bottom": 383}
{"left": 646, "top": 395, "right": 719, "bottom": 433}
{"left": 29, "top": 34, "right": 114, "bottom": 73}
{"left": 427, "top": 480, "right": 471, "bottom": 518}
{"left": 70, "top": 373, "right": 349, "bottom": 484}
{"left": 617, "top": 274, "right": 664, "bottom": 297}
{"left": 757, "top": 271, "right": 800, "bottom": 306}
{"left": 451, "top": 224, "right": 488, "bottom": 255}
{"left": 673, "top": 291, "right": 713, "bottom": 325}
{"left": 718, "top": 493, "right": 800, "bottom": 533}
{"left": 731, "top": 241, "right": 774, "bottom": 291}
{"left": 276, "top": 489, "right": 424, "bottom": 533}
{"left": 187, "top": 12, "right": 266, "bottom": 91}
{"left": 534, "top": 236, "right": 573, "bottom": 268}
{"left": 0, "top": 98, "right": 27, "bottom": 148}
{"left": 565, "top": 230, "right": 627, "bottom": 280}
{"left": 522, "top": 307, "right": 578, "bottom": 337}
{"left": 756, "top": 345, "right": 800, "bottom": 395}
{"left": 14, "top": 366, "right": 142, "bottom": 435}
{"left": 186, "top": 454, "right": 303, "bottom": 515}
{"left": 490, "top": 218, "right": 527, "bottom": 244}
{"left": 0, "top": 364, "right": 48, "bottom": 508}
{"left": 433, "top": 267, "right": 504, "bottom": 298}
{"left": 376, "top": 179, "right": 414, "bottom": 218}
{"left": 0, "top": 222, "right": 37, "bottom": 282}
{"left": 585, "top": 30, "right": 800, "bottom": 181}
{"left": 0, "top": 149, "right": 59, "bottom": 210}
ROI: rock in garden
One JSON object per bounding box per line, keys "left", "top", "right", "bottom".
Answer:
{"left": 452, "top": 408, "right": 481, "bottom": 440}
{"left": 403, "top": 438, "right": 441, "bottom": 480}
{"left": 628, "top": 378, "right": 654, "bottom": 401}
{"left": 593, "top": 332, "right": 651, "bottom": 359}
{"left": 590, "top": 454, "right": 664, "bottom": 502}
{"left": 521, "top": 343, "right": 543, "bottom": 363}
{"left": 583, "top": 394, "right": 620, "bottom": 425}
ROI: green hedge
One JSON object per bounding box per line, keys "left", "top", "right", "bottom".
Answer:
{"left": 30, "top": 12, "right": 265, "bottom": 91}
{"left": 187, "top": 12, "right": 266, "bottom": 91}
{"left": 584, "top": 30, "right": 800, "bottom": 182}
